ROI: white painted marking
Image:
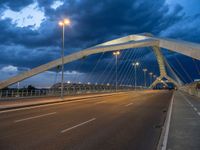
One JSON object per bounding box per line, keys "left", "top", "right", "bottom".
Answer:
{"left": 161, "top": 93, "right": 174, "bottom": 150}
{"left": 194, "top": 107, "right": 198, "bottom": 112}
{"left": 181, "top": 93, "right": 200, "bottom": 117}
{"left": 125, "top": 103, "right": 133, "bottom": 107}
{"left": 14, "top": 112, "right": 56, "bottom": 123}
{"left": 61, "top": 118, "right": 96, "bottom": 133}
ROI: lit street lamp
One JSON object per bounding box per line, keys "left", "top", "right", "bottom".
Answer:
{"left": 132, "top": 62, "right": 139, "bottom": 90}
{"left": 58, "top": 18, "right": 71, "bottom": 99}
{"left": 149, "top": 72, "right": 153, "bottom": 85}
{"left": 153, "top": 75, "right": 157, "bottom": 81}
{"left": 142, "top": 68, "right": 147, "bottom": 88}
{"left": 113, "top": 51, "right": 120, "bottom": 92}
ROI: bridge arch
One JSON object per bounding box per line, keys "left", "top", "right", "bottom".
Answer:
{"left": 0, "top": 33, "right": 200, "bottom": 89}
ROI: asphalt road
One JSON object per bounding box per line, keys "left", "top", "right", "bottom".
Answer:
{"left": 0, "top": 90, "right": 173, "bottom": 150}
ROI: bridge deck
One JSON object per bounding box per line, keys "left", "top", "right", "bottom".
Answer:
{"left": 0, "top": 90, "right": 171, "bottom": 150}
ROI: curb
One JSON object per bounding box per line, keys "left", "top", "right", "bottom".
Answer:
{"left": 157, "top": 92, "right": 174, "bottom": 150}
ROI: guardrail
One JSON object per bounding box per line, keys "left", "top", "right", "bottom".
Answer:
{"left": 0, "top": 86, "right": 141, "bottom": 100}
{"left": 179, "top": 81, "right": 200, "bottom": 98}
{"left": 180, "top": 87, "right": 200, "bottom": 97}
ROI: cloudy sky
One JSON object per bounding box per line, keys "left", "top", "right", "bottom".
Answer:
{"left": 0, "top": 0, "right": 199, "bottom": 88}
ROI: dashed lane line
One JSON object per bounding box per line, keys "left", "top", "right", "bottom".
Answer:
{"left": 61, "top": 118, "right": 96, "bottom": 133}
{"left": 14, "top": 112, "right": 57, "bottom": 123}
{"left": 180, "top": 93, "right": 200, "bottom": 117}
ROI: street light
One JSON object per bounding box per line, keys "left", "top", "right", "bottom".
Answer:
{"left": 113, "top": 51, "right": 120, "bottom": 92}
{"left": 132, "top": 62, "right": 139, "bottom": 90}
{"left": 149, "top": 72, "right": 153, "bottom": 85}
{"left": 58, "top": 18, "right": 71, "bottom": 99}
{"left": 142, "top": 68, "right": 147, "bottom": 88}
{"left": 153, "top": 75, "right": 157, "bottom": 81}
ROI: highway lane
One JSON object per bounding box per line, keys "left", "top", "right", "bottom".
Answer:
{"left": 0, "top": 90, "right": 173, "bottom": 150}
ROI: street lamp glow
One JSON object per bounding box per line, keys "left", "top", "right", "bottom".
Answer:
{"left": 64, "top": 19, "right": 70, "bottom": 25}
{"left": 59, "top": 21, "right": 64, "bottom": 26}
{"left": 149, "top": 72, "right": 153, "bottom": 75}
{"left": 113, "top": 51, "right": 120, "bottom": 56}
{"left": 143, "top": 68, "right": 147, "bottom": 72}
{"left": 59, "top": 18, "right": 71, "bottom": 26}
{"left": 132, "top": 62, "right": 139, "bottom": 66}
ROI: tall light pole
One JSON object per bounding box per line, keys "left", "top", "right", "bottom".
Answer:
{"left": 59, "top": 19, "right": 71, "bottom": 99}
{"left": 142, "top": 68, "right": 147, "bottom": 88}
{"left": 149, "top": 72, "right": 153, "bottom": 85}
{"left": 153, "top": 75, "right": 157, "bottom": 82}
{"left": 113, "top": 51, "right": 120, "bottom": 92}
{"left": 132, "top": 62, "right": 139, "bottom": 90}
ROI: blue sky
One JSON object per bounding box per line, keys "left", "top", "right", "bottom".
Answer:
{"left": 0, "top": 0, "right": 199, "bottom": 88}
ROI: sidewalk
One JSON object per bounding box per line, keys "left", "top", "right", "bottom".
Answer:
{"left": 0, "top": 92, "right": 120, "bottom": 111}
{"left": 167, "top": 91, "right": 200, "bottom": 150}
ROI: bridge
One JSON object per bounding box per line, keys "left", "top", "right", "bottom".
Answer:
{"left": 0, "top": 33, "right": 200, "bottom": 150}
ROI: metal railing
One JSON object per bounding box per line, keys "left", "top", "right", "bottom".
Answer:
{"left": 0, "top": 86, "right": 140, "bottom": 100}
{"left": 179, "top": 81, "right": 200, "bottom": 97}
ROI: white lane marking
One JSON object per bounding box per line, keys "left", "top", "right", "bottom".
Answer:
{"left": 181, "top": 93, "right": 200, "bottom": 117}
{"left": 14, "top": 112, "right": 56, "bottom": 123}
{"left": 161, "top": 93, "right": 174, "bottom": 150}
{"left": 61, "top": 118, "right": 96, "bottom": 133}
{"left": 194, "top": 107, "right": 198, "bottom": 112}
{"left": 125, "top": 103, "right": 133, "bottom": 107}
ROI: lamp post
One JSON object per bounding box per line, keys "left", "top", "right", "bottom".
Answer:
{"left": 58, "top": 19, "right": 71, "bottom": 99}
{"left": 142, "top": 68, "right": 147, "bottom": 88}
{"left": 153, "top": 75, "right": 157, "bottom": 81}
{"left": 132, "top": 62, "right": 139, "bottom": 90}
{"left": 149, "top": 72, "right": 153, "bottom": 85}
{"left": 113, "top": 51, "right": 120, "bottom": 92}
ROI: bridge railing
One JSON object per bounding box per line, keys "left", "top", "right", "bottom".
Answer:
{"left": 0, "top": 85, "right": 142, "bottom": 100}
{"left": 179, "top": 81, "right": 200, "bottom": 97}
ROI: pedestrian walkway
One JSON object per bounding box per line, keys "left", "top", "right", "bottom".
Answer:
{"left": 167, "top": 91, "right": 200, "bottom": 150}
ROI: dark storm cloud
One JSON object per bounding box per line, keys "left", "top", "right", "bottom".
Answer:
{"left": 0, "top": 0, "right": 185, "bottom": 49}
{"left": 160, "top": 13, "right": 200, "bottom": 43}
{"left": 0, "top": 0, "right": 34, "bottom": 11}
{"left": 0, "top": 0, "right": 197, "bottom": 80}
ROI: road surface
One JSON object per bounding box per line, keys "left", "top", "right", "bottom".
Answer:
{"left": 0, "top": 90, "right": 172, "bottom": 150}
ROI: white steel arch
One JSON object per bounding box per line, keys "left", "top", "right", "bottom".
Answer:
{"left": 0, "top": 33, "right": 200, "bottom": 89}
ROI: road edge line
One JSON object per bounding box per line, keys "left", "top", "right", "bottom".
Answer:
{"left": 157, "top": 92, "right": 174, "bottom": 150}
